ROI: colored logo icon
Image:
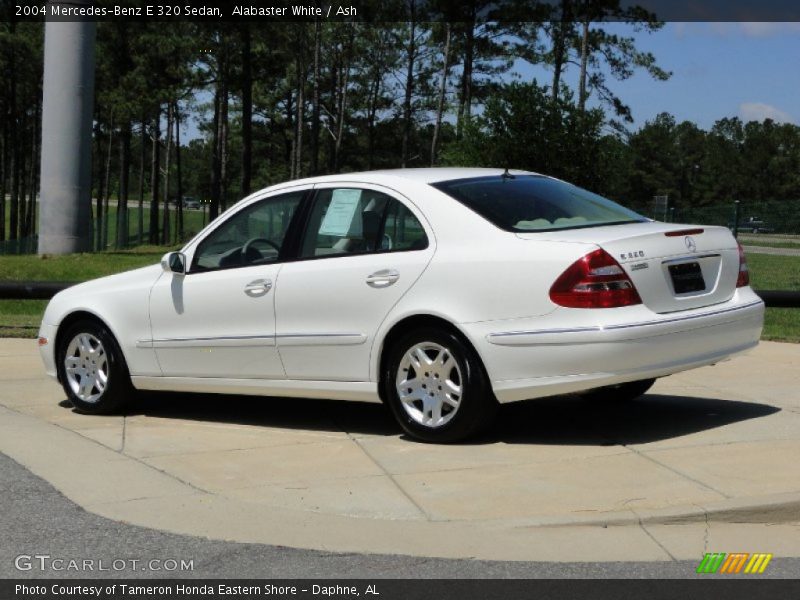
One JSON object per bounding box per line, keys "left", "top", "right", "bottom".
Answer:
{"left": 696, "top": 552, "right": 773, "bottom": 574}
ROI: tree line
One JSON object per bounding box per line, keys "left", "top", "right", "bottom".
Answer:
{"left": 1, "top": 1, "right": 799, "bottom": 251}
{"left": 449, "top": 88, "right": 800, "bottom": 213}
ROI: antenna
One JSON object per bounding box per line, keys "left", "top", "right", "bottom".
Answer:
{"left": 501, "top": 167, "right": 515, "bottom": 180}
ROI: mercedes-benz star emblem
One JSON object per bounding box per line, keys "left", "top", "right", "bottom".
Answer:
{"left": 685, "top": 236, "right": 697, "bottom": 253}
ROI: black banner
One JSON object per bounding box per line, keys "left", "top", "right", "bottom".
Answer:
{"left": 6, "top": 0, "right": 800, "bottom": 23}
{"left": 5, "top": 580, "right": 800, "bottom": 600}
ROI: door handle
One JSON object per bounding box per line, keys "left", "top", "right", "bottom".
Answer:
{"left": 244, "top": 279, "right": 272, "bottom": 297}
{"left": 366, "top": 269, "right": 400, "bottom": 288}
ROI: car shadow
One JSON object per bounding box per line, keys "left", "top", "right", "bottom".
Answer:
{"left": 124, "top": 392, "right": 400, "bottom": 437}
{"left": 60, "top": 391, "right": 779, "bottom": 446}
{"left": 479, "top": 394, "right": 780, "bottom": 446}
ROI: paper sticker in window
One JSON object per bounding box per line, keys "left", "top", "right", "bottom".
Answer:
{"left": 319, "top": 189, "right": 362, "bottom": 237}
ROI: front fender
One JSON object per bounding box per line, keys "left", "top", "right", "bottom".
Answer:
{"left": 41, "top": 265, "right": 164, "bottom": 377}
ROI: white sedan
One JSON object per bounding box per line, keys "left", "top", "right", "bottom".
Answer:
{"left": 38, "top": 168, "right": 764, "bottom": 442}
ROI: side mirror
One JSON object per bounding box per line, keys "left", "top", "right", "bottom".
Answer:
{"left": 161, "top": 251, "right": 186, "bottom": 275}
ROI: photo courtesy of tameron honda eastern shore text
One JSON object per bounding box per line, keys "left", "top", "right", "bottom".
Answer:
{"left": 37, "top": 168, "right": 764, "bottom": 442}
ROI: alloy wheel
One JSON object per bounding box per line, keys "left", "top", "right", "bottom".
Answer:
{"left": 64, "top": 333, "right": 109, "bottom": 404}
{"left": 395, "top": 341, "right": 463, "bottom": 428}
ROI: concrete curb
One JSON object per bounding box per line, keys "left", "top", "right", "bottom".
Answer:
{"left": 524, "top": 494, "right": 800, "bottom": 529}
{"left": 2, "top": 402, "right": 799, "bottom": 562}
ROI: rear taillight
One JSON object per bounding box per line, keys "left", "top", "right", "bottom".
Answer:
{"left": 549, "top": 248, "right": 642, "bottom": 309}
{"left": 736, "top": 242, "right": 750, "bottom": 287}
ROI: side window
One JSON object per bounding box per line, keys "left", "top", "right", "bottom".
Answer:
{"left": 299, "top": 188, "right": 428, "bottom": 258}
{"left": 382, "top": 199, "right": 429, "bottom": 251}
{"left": 192, "top": 191, "right": 303, "bottom": 272}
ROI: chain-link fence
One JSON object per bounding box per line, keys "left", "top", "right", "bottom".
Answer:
{"left": 0, "top": 235, "right": 38, "bottom": 255}
{"left": 629, "top": 200, "right": 800, "bottom": 237}
{"left": 1, "top": 203, "right": 209, "bottom": 255}
{"left": 3, "top": 200, "right": 800, "bottom": 256}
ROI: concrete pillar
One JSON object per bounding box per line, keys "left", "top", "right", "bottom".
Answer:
{"left": 38, "top": 5, "right": 96, "bottom": 254}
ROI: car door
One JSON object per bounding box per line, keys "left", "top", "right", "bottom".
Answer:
{"left": 148, "top": 189, "right": 307, "bottom": 379}
{"left": 275, "top": 184, "right": 435, "bottom": 381}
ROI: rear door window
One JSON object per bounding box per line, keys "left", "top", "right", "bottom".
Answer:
{"left": 300, "top": 188, "right": 428, "bottom": 258}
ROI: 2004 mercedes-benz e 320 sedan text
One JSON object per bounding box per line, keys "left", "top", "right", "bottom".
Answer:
{"left": 38, "top": 168, "right": 764, "bottom": 442}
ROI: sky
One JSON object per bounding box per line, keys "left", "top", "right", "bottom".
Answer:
{"left": 515, "top": 21, "right": 800, "bottom": 130}
{"left": 184, "top": 21, "right": 799, "bottom": 141}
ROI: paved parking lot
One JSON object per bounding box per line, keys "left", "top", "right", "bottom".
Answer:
{"left": 1, "top": 338, "right": 799, "bottom": 562}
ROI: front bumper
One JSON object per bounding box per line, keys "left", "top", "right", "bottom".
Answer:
{"left": 464, "top": 288, "right": 765, "bottom": 403}
{"left": 37, "top": 321, "right": 59, "bottom": 381}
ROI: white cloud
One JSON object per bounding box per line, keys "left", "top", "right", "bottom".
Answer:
{"left": 672, "top": 23, "right": 691, "bottom": 38}
{"left": 739, "top": 22, "right": 800, "bottom": 37}
{"left": 708, "top": 23, "right": 736, "bottom": 36}
{"left": 675, "top": 22, "right": 800, "bottom": 38}
{"left": 739, "top": 102, "right": 795, "bottom": 124}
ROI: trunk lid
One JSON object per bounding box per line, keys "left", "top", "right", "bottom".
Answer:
{"left": 517, "top": 222, "right": 741, "bottom": 313}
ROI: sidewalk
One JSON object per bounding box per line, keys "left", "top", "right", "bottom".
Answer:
{"left": 1, "top": 338, "right": 798, "bottom": 561}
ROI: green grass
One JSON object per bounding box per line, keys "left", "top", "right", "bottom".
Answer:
{"left": 760, "top": 309, "right": 800, "bottom": 343}
{"left": 746, "top": 254, "right": 800, "bottom": 291}
{"left": 1, "top": 249, "right": 799, "bottom": 342}
{"left": 0, "top": 248, "right": 168, "bottom": 280}
{"left": 746, "top": 254, "right": 800, "bottom": 343}
{"left": 0, "top": 250, "right": 165, "bottom": 338}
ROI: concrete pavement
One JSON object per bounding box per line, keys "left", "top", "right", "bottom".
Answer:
{"left": 1, "top": 338, "right": 799, "bottom": 562}
{"left": 5, "top": 451, "right": 800, "bottom": 578}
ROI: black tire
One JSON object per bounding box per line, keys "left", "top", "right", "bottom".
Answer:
{"left": 578, "top": 378, "right": 656, "bottom": 403}
{"left": 383, "top": 327, "right": 497, "bottom": 443}
{"left": 56, "top": 319, "right": 135, "bottom": 414}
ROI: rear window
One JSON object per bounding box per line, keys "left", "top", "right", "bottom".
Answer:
{"left": 432, "top": 175, "right": 647, "bottom": 232}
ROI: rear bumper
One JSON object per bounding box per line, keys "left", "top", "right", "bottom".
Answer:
{"left": 465, "top": 289, "right": 765, "bottom": 403}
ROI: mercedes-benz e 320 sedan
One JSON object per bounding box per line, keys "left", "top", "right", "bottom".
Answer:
{"left": 39, "top": 169, "right": 764, "bottom": 442}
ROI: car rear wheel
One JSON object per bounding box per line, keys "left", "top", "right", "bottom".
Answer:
{"left": 578, "top": 378, "right": 656, "bottom": 403}
{"left": 57, "top": 319, "right": 134, "bottom": 414}
{"left": 383, "top": 327, "right": 497, "bottom": 443}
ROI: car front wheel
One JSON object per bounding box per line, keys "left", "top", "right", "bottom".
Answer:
{"left": 57, "top": 319, "right": 134, "bottom": 414}
{"left": 383, "top": 327, "right": 497, "bottom": 443}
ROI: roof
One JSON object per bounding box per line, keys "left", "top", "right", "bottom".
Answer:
{"left": 348, "top": 167, "right": 537, "bottom": 183}
{"left": 264, "top": 167, "right": 539, "bottom": 192}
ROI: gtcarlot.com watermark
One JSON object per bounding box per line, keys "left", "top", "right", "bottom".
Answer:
{"left": 14, "top": 554, "right": 194, "bottom": 573}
